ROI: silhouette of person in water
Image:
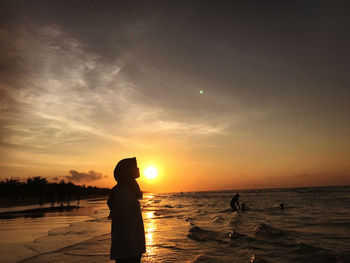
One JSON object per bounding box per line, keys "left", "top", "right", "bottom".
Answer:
{"left": 107, "top": 157, "right": 146, "bottom": 263}
{"left": 230, "top": 193, "right": 240, "bottom": 211}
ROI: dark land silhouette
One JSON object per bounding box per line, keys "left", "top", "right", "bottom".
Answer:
{"left": 0, "top": 176, "right": 110, "bottom": 208}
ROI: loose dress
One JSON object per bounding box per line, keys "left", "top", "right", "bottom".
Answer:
{"left": 110, "top": 185, "right": 146, "bottom": 260}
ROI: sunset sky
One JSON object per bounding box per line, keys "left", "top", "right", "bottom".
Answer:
{"left": 1, "top": 1, "right": 349, "bottom": 192}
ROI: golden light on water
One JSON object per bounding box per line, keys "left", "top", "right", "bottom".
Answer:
{"left": 144, "top": 211, "right": 157, "bottom": 256}
{"left": 144, "top": 166, "right": 158, "bottom": 180}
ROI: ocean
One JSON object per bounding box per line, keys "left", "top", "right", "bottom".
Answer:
{"left": 0, "top": 186, "right": 349, "bottom": 263}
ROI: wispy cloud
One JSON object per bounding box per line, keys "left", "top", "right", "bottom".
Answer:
{"left": 150, "top": 120, "right": 228, "bottom": 135}
{"left": 1, "top": 24, "right": 230, "bottom": 148}
{"left": 0, "top": 20, "right": 266, "bottom": 164}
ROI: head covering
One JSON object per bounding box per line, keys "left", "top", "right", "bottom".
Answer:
{"left": 113, "top": 157, "right": 142, "bottom": 199}
{"left": 114, "top": 157, "right": 139, "bottom": 182}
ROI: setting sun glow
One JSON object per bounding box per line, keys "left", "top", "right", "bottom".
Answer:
{"left": 144, "top": 166, "right": 158, "bottom": 180}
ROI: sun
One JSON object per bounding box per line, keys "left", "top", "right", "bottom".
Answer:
{"left": 144, "top": 166, "right": 158, "bottom": 180}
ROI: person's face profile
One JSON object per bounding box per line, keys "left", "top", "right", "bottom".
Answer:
{"left": 125, "top": 166, "right": 139, "bottom": 178}
{"left": 134, "top": 167, "right": 140, "bottom": 178}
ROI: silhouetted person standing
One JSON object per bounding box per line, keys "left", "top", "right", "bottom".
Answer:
{"left": 230, "top": 193, "right": 240, "bottom": 211}
{"left": 108, "top": 157, "right": 146, "bottom": 263}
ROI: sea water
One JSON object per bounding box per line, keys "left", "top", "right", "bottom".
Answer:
{"left": 0, "top": 186, "right": 349, "bottom": 263}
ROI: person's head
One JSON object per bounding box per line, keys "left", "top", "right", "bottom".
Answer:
{"left": 113, "top": 157, "right": 142, "bottom": 199}
{"left": 114, "top": 157, "right": 140, "bottom": 182}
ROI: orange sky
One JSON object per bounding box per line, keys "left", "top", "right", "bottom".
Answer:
{"left": 1, "top": 2, "right": 350, "bottom": 192}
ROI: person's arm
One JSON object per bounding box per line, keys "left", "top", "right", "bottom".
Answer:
{"left": 108, "top": 185, "right": 118, "bottom": 210}
{"left": 107, "top": 195, "right": 112, "bottom": 210}
{"left": 237, "top": 200, "right": 240, "bottom": 210}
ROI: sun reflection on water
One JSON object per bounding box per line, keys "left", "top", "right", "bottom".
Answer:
{"left": 144, "top": 211, "right": 157, "bottom": 256}
{"left": 142, "top": 193, "right": 160, "bottom": 261}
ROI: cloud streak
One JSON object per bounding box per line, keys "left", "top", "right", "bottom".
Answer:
{"left": 0, "top": 22, "right": 246, "bottom": 155}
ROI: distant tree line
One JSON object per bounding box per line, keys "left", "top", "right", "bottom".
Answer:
{"left": 0, "top": 177, "right": 110, "bottom": 206}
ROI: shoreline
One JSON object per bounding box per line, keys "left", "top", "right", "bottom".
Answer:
{"left": 0, "top": 195, "right": 108, "bottom": 218}
{"left": 0, "top": 205, "right": 81, "bottom": 219}
{"left": 0, "top": 194, "right": 108, "bottom": 208}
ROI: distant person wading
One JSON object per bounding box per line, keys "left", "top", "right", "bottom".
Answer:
{"left": 107, "top": 157, "right": 146, "bottom": 263}
{"left": 230, "top": 193, "right": 240, "bottom": 211}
